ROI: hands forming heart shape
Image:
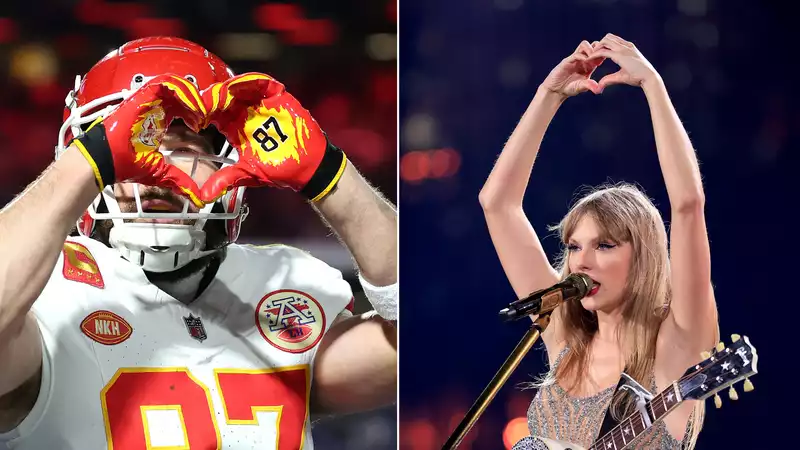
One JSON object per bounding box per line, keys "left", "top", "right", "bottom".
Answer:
{"left": 76, "top": 72, "right": 342, "bottom": 209}
{"left": 541, "top": 33, "right": 660, "bottom": 98}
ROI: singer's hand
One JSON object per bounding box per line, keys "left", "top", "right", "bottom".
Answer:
{"left": 588, "top": 34, "right": 661, "bottom": 92}
{"left": 540, "top": 40, "right": 606, "bottom": 98}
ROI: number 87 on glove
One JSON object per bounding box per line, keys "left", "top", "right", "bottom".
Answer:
{"left": 199, "top": 73, "right": 347, "bottom": 203}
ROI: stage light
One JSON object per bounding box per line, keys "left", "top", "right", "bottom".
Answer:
{"left": 401, "top": 419, "right": 437, "bottom": 450}
{"left": 403, "top": 113, "right": 438, "bottom": 149}
{"left": 502, "top": 417, "right": 530, "bottom": 450}
{"left": 400, "top": 151, "right": 430, "bottom": 184}
{"left": 401, "top": 148, "right": 461, "bottom": 184}
{"left": 429, "top": 148, "right": 461, "bottom": 178}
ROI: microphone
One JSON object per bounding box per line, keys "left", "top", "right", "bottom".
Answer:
{"left": 498, "top": 273, "right": 595, "bottom": 322}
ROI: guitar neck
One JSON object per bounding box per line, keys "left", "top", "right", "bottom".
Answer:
{"left": 588, "top": 382, "right": 682, "bottom": 450}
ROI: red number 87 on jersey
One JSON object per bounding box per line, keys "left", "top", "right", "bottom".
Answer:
{"left": 100, "top": 365, "right": 309, "bottom": 449}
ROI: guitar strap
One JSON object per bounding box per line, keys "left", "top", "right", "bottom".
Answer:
{"left": 597, "top": 371, "right": 629, "bottom": 439}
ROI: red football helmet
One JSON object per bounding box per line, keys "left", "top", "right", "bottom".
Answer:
{"left": 57, "top": 37, "right": 249, "bottom": 272}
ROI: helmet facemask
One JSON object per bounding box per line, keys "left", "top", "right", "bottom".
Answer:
{"left": 57, "top": 73, "right": 249, "bottom": 273}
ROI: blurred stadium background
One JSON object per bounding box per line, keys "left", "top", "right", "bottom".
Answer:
{"left": 400, "top": 0, "right": 791, "bottom": 449}
{"left": 0, "top": 0, "right": 396, "bottom": 448}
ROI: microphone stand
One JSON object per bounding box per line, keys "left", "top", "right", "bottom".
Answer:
{"left": 441, "top": 313, "right": 552, "bottom": 449}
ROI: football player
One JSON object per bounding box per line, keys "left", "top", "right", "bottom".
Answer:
{"left": 0, "top": 37, "right": 397, "bottom": 449}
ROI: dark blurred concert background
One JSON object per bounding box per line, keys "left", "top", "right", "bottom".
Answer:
{"left": 0, "top": 0, "right": 396, "bottom": 448}
{"left": 400, "top": 0, "right": 791, "bottom": 449}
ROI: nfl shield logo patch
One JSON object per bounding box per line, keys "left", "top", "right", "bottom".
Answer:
{"left": 183, "top": 314, "right": 207, "bottom": 342}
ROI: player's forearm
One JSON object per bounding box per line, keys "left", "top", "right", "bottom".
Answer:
{"left": 0, "top": 146, "right": 97, "bottom": 334}
{"left": 478, "top": 86, "right": 563, "bottom": 211}
{"left": 642, "top": 77, "right": 705, "bottom": 211}
{"left": 312, "top": 163, "right": 397, "bottom": 286}
{"left": 311, "top": 314, "right": 397, "bottom": 415}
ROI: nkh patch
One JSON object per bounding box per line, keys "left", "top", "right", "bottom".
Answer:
{"left": 255, "top": 290, "right": 326, "bottom": 354}
{"left": 183, "top": 314, "right": 208, "bottom": 342}
{"left": 62, "top": 242, "right": 104, "bottom": 288}
{"left": 80, "top": 310, "right": 132, "bottom": 345}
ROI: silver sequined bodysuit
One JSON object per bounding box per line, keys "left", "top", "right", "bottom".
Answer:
{"left": 519, "top": 348, "right": 691, "bottom": 450}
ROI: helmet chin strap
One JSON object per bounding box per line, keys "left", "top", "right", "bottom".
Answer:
{"left": 109, "top": 223, "right": 216, "bottom": 273}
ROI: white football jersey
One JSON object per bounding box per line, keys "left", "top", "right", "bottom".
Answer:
{"left": 0, "top": 235, "right": 353, "bottom": 450}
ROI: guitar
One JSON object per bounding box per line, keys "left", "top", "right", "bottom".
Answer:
{"left": 512, "top": 333, "right": 758, "bottom": 450}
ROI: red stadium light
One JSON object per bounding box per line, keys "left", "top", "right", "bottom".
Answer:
{"left": 0, "top": 18, "right": 19, "bottom": 43}
{"left": 387, "top": 0, "right": 397, "bottom": 22}
{"left": 254, "top": 3, "right": 303, "bottom": 31}
{"left": 74, "top": 0, "right": 107, "bottom": 25}
{"left": 283, "top": 19, "right": 337, "bottom": 46}
{"left": 74, "top": 0, "right": 148, "bottom": 28}
{"left": 253, "top": 4, "right": 337, "bottom": 46}
{"left": 502, "top": 417, "right": 529, "bottom": 450}
{"left": 371, "top": 71, "right": 397, "bottom": 105}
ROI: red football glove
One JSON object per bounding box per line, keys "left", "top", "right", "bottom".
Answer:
{"left": 198, "top": 73, "right": 347, "bottom": 203}
{"left": 71, "top": 74, "right": 207, "bottom": 207}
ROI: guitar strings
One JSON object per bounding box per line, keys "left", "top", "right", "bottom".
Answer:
{"left": 592, "top": 348, "right": 746, "bottom": 450}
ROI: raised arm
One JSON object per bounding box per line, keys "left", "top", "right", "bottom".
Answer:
{"left": 0, "top": 75, "right": 212, "bottom": 430}
{"left": 0, "top": 147, "right": 97, "bottom": 412}
{"left": 308, "top": 162, "right": 398, "bottom": 414}
{"left": 478, "top": 41, "right": 605, "bottom": 355}
{"left": 643, "top": 72, "right": 716, "bottom": 348}
{"left": 592, "top": 34, "right": 717, "bottom": 350}
{"left": 479, "top": 41, "right": 603, "bottom": 299}
{"left": 478, "top": 87, "right": 562, "bottom": 299}
{"left": 312, "top": 162, "right": 397, "bottom": 287}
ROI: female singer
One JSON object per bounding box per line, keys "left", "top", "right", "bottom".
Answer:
{"left": 479, "top": 34, "right": 719, "bottom": 449}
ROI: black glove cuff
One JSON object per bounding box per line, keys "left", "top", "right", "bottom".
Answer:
{"left": 301, "top": 138, "right": 347, "bottom": 202}
{"left": 70, "top": 122, "right": 115, "bottom": 191}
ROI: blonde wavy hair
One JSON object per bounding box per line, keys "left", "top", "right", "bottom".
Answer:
{"left": 533, "top": 182, "right": 716, "bottom": 449}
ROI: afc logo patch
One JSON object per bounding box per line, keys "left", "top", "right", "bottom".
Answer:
{"left": 255, "top": 290, "right": 326, "bottom": 354}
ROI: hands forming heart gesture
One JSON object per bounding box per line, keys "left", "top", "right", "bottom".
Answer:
{"left": 74, "top": 72, "right": 346, "bottom": 208}
{"left": 541, "top": 33, "right": 660, "bottom": 98}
